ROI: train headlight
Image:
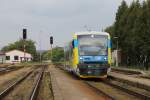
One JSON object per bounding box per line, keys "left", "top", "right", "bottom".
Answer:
{"left": 80, "top": 57, "right": 83, "bottom": 60}
{"left": 104, "top": 57, "right": 107, "bottom": 61}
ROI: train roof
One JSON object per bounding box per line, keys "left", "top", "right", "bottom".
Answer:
{"left": 74, "top": 31, "right": 110, "bottom": 36}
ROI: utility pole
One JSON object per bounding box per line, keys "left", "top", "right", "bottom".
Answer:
{"left": 50, "top": 36, "right": 53, "bottom": 62}
{"left": 39, "top": 31, "right": 42, "bottom": 62}
{"left": 23, "top": 29, "right": 27, "bottom": 62}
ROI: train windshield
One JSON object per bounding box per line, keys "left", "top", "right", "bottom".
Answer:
{"left": 78, "top": 35, "right": 107, "bottom": 56}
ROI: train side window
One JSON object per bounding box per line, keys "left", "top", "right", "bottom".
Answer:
{"left": 72, "top": 40, "right": 74, "bottom": 48}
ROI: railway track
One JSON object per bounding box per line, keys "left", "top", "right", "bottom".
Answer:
{"left": 111, "top": 68, "right": 142, "bottom": 76}
{"left": 84, "top": 78, "right": 150, "bottom": 100}
{"left": 36, "top": 72, "right": 54, "bottom": 100}
{"left": 104, "top": 79, "right": 150, "bottom": 100}
{"left": 110, "top": 69, "right": 150, "bottom": 92}
{"left": 56, "top": 65, "right": 150, "bottom": 100}
{"left": 110, "top": 68, "right": 150, "bottom": 82}
{"left": 30, "top": 66, "right": 45, "bottom": 100}
{"left": 0, "top": 64, "right": 45, "bottom": 75}
{"left": 0, "top": 71, "right": 33, "bottom": 99}
{"left": 85, "top": 81, "right": 115, "bottom": 100}
{"left": 140, "top": 75, "right": 150, "bottom": 79}
{"left": 0, "top": 65, "right": 46, "bottom": 100}
{"left": 111, "top": 68, "right": 150, "bottom": 80}
{"left": 0, "top": 67, "right": 23, "bottom": 75}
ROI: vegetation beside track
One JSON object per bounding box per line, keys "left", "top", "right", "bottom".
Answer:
{"left": 105, "top": 0, "right": 150, "bottom": 69}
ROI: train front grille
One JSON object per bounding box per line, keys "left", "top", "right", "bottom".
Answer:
{"left": 78, "top": 64, "right": 108, "bottom": 76}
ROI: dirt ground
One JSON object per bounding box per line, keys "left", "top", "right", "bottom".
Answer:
{"left": 50, "top": 66, "right": 109, "bottom": 100}
{"left": 0, "top": 66, "right": 32, "bottom": 92}
{"left": 0, "top": 64, "right": 11, "bottom": 68}
{"left": 2, "top": 70, "right": 39, "bottom": 100}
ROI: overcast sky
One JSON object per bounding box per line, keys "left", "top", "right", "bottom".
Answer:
{"left": 0, "top": 0, "right": 139, "bottom": 50}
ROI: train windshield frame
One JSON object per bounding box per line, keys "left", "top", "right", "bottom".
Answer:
{"left": 78, "top": 34, "right": 108, "bottom": 56}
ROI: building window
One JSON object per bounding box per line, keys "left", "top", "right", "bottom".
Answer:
{"left": 6, "top": 56, "right": 10, "bottom": 60}
{"left": 14, "top": 56, "right": 19, "bottom": 60}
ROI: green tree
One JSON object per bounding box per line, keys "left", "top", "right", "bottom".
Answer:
{"left": 42, "top": 47, "right": 64, "bottom": 62}
{"left": 51, "top": 47, "right": 64, "bottom": 62}
{"left": 105, "top": 0, "right": 150, "bottom": 68}
{"left": 42, "top": 50, "right": 51, "bottom": 60}
{"left": 114, "top": 0, "right": 128, "bottom": 49}
{"left": 105, "top": 25, "right": 114, "bottom": 35}
{"left": 111, "top": 0, "right": 129, "bottom": 65}
{"left": 1, "top": 39, "right": 37, "bottom": 60}
{"left": 125, "top": 0, "right": 141, "bottom": 65}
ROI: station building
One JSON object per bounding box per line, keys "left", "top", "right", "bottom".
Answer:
{"left": 0, "top": 52, "right": 5, "bottom": 64}
{"left": 0, "top": 49, "right": 32, "bottom": 64}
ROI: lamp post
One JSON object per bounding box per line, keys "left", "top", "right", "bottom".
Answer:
{"left": 114, "top": 36, "right": 118, "bottom": 67}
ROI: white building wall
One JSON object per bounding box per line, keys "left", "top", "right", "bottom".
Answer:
{"left": 112, "top": 50, "right": 121, "bottom": 66}
{"left": 5, "top": 50, "right": 32, "bottom": 63}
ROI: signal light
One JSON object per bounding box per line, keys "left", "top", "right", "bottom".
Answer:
{"left": 23, "top": 29, "right": 27, "bottom": 40}
{"left": 50, "top": 36, "right": 53, "bottom": 44}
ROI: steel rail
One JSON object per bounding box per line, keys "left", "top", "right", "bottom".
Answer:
{"left": 0, "top": 71, "right": 33, "bottom": 99}
{"left": 84, "top": 81, "right": 115, "bottom": 100}
{"left": 29, "top": 66, "right": 45, "bottom": 100}
{"left": 111, "top": 68, "right": 142, "bottom": 75}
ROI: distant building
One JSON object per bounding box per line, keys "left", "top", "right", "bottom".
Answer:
{"left": 112, "top": 50, "right": 121, "bottom": 66}
{"left": 0, "top": 52, "right": 5, "bottom": 64}
{"left": 5, "top": 49, "right": 33, "bottom": 63}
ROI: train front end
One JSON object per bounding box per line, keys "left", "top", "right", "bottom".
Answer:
{"left": 73, "top": 32, "right": 111, "bottom": 78}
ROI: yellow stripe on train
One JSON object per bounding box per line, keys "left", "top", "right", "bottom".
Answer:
{"left": 73, "top": 48, "right": 79, "bottom": 67}
{"left": 108, "top": 48, "right": 111, "bottom": 65}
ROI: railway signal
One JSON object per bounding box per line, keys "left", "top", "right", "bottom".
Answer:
{"left": 23, "top": 28, "right": 27, "bottom": 62}
{"left": 23, "top": 29, "right": 27, "bottom": 40}
{"left": 50, "top": 36, "right": 53, "bottom": 61}
{"left": 50, "top": 36, "right": 53, "bottom": 44}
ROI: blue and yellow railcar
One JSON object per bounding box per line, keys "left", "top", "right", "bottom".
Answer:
{"left": 64, "top": 31, "right": 111, "bottom": 78}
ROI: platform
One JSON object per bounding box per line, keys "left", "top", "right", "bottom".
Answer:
{"left": 50, "top": 66, "right": 107, "bottom": 100}
{"left": 109, "top": 71, "right": 150, "bottom": 91}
